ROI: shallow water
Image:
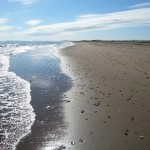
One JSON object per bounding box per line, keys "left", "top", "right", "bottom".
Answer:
{"left": 0, "top": 41, "right": 74, "bottom": 150}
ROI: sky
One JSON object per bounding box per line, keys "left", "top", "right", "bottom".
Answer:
{"left": 0, "top": 0, "right": 150, "bottom": 41}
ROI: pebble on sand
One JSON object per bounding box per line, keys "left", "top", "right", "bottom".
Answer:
{"left": 71, "top": 141, "right": 75, "bottom": 145}
{"left": 93, "top": 102, "right": 100, "bottom": 106}
{"left": 80, "top": 138, "right": 83, "bottom": 142}
{"left": 81, "top": 110, "right": 85, "bottom": 113}
{"left": 139, "top": 136, "right": 144, "bottom": 139}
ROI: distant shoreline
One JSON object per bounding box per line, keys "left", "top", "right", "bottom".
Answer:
{"left": 0, "top": 40, "right": 150, "bottom": 43}
{"left": 73, "top": 40, "right": 150, "bottom": 43}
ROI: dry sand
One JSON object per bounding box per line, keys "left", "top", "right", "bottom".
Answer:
{"left": 58, "top": 41, "right": 150, "bottom": 150}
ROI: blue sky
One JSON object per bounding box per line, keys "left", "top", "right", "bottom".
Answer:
{"left": 0, "top": 0, "right": 150, "bottom": 41}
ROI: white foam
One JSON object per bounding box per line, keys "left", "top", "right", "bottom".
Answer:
{"left": 0, "top": 72, "right": 35, "bottom": 150}
{"left": 0, "top": 44, "right": 36, "bottom": 150}
{"left": 0, "top": 55, "right": 9, "bottom": 72}
{"left": 54, "top": 42, "right": 75, "bottom": 51}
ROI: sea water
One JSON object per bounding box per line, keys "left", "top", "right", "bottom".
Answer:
{"left": 0, "top": 41, "right": 74, "bottom": 150}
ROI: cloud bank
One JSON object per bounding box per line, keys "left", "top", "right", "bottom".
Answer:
{"left": 18, "top": 8, "right": 150, "bottom": 36}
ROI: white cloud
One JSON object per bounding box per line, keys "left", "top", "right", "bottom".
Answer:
{"left": 26, "top": 20, "right": 41, "bottom": 26}
{"left": 0, "top": 18, "right": 13, "bottom": 32}
{"left": 0, "top": 26, "right": 14, "bottom": 31}
{"left": 8, "top": 0, "right": 39, "bottom": 5}
{"left": 0, "top": 18, "right": 8, "bottom": 24}
{"left": 17, "top": 8, "right": 150, "bottom": 36}
{"left": 129, "top": 2, "right": 150, "bottom": 9}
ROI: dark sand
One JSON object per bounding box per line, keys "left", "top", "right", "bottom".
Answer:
{"left": 58, "top": 41, "right": 150, "bottom": 150}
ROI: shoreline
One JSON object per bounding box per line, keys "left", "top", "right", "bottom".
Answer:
{"left": 9, "top": 44, "right": 73, "bottom": 150}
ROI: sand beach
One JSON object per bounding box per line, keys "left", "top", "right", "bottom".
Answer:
{"left": 58, "top": 41, "right": 150, "bottom": 150}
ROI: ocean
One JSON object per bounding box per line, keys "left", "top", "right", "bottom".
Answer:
{"left": 0, "top": 41, "right": 74, "bottom": 150}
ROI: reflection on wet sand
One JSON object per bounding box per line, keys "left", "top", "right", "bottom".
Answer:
{"left": 9, "top": 48, "right": 72, "bottom": 150}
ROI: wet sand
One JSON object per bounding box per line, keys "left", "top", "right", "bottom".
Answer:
{"left": 58, "top": 41, "right": 150, "bottom": 150}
